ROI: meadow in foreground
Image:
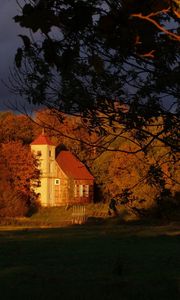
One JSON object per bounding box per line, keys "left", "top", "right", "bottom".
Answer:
{"left": 0, "top": 222, "right": 179, "bottom": 300}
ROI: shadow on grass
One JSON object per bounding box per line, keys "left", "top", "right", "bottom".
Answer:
{"left": 0, "top": 223, "right": 179, "bottom": 299}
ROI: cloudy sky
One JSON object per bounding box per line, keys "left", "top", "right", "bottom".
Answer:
{"left": 0, "top": 1, "right": 28, "bottom": 111}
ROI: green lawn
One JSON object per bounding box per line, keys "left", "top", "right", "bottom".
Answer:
{"left": 0, "top": 223, "right": 179, "bottom": 300}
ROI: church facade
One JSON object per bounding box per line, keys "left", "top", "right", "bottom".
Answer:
{"left": 31, "top": 133, "right": 94, "bottom": 206}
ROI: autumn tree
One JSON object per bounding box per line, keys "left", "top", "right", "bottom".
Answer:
{"left": 0, "top": 111, "right": 37, "bottom": 144}
{"left": 92, "top": 132, "right": 179, "bottom": 217}
{"left": 0, "top": 141, "right": 40, "bottom": 217}
{"left": 10, "top": 0, "right": 180, "bottom": 154}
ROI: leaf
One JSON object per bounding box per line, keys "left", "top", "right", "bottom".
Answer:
{"left": 89, "top": 55, "right": 104, "bottom": 73}
{"left": 19, "top": 35, "right": 31, "bottom": 51}
{"left": 15, "top": 48, "right": 23, "bottom": 68}
{"left": 71, "top": 2, "right": 93, "bottom": 29}
{"left": 22, "top": 4, "right": 34, "bottom": 15}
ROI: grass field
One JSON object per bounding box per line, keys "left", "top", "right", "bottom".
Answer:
{"left": 0, "top": 221, "right": 179, "bottom": 300}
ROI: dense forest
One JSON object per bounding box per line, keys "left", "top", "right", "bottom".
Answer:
{"left": 0, "top": 109, "right": 179, "bottom": 219}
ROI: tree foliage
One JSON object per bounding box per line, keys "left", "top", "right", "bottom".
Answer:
{"left": 35, "top": 108, "right": 99, "bottom": 160}
{"left": 0, "top": 141, "right": 40, "bottom": 217}
{"left": 0, "top": 111, "right": 37, "bottom": 144}
{"left": 92, "top": 134, "right": 179, "bottom": 217}
{"left": 10, "top": 0, "right": 179, "bottom": 154}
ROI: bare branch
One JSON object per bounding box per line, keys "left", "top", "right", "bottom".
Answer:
{"left": 131, "top": 9, "right": 180, "bottom": 42}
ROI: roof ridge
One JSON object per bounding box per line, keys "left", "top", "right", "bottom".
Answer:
{"left": 31, "top": 133, "right": 55, "bottom": 146}
{"left": 56, "top": 150, "right": 94, "bottom": 180}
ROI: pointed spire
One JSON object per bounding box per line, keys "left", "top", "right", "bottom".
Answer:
{"left": 31, "top": 131, "right": 55, "bottom": 146}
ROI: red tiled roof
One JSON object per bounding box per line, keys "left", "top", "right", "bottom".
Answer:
{"left": 56, "top": 151, "right": 94, "bottom": 180}
{"left": 31, "top": 134, "right": 55, "bottom": 146}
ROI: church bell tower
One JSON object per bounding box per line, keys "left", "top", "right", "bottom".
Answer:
{"left": 31, "top": 131, "right": 56, "bottom": 206}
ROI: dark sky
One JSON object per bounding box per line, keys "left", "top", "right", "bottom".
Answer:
{"left": 0, "top": 2, "right": 175, "bottom": 113}
{"left": 0, "top": 1, "right": 28, "bottom": 112}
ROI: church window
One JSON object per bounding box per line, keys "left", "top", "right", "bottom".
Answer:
{"left": 74, "top": 185, "right": 78, "bottom": 197}
{"left": 55, "top": 179, "right": 60, "bottom": 185}
{"left": 37, "top": 150, "right": 42, "bottom": 156}
{"left": 37, "top": 180, "right": 41, "bottom": 187}
{"left": 79, "top": 185, "right": 83, "bottom": 197}
{"left": 84, "top": 185, "right": 89, "bottom": 197}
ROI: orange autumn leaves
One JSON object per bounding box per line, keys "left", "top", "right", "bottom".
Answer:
{"left": 93, "top": 139, "right": 179, "bottom": 211}
{"left": 0, "top": 141, "right": 39, "bottom": 217}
